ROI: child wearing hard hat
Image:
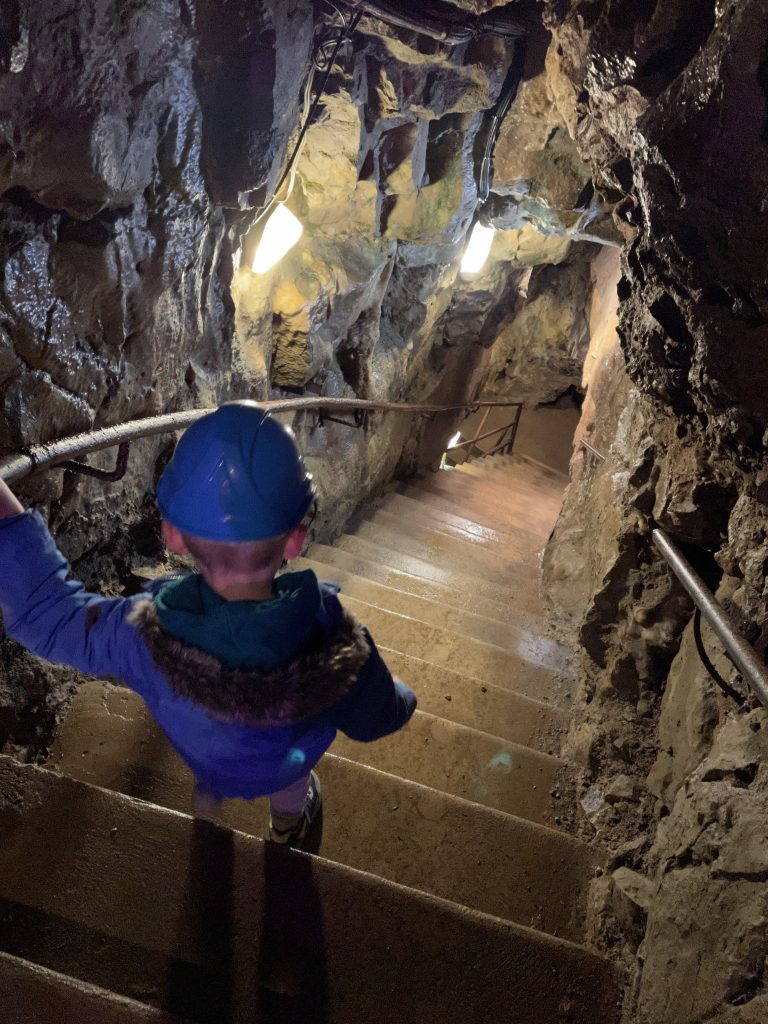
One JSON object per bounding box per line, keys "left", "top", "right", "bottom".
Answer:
{"left": 0, "top": 402, "right": 416, "bottom": 849}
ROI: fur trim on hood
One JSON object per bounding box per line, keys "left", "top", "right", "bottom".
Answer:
{"left": 129, "top": 599, "right": 370, "bottom": 726}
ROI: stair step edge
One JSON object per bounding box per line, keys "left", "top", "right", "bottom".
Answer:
{"left": 326, "top": 753, "right": 587, "bottom": 847}
{"left": 7, "top": 757, "right": 603, "bottom": 960}
{"left": 0, "top": 951, "right": 191, "bottom": 1024}
{"left": 402, "top": 709, "right": 564, "bottom": 767}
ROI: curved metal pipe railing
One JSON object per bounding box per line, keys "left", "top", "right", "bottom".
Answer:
{"left": 448, "top": 403, "right": 522, "bottom": 458}
{"left": 0, "top": 397, "right": 523, "bottom": 485}
{"left": 652, "top": 528, "right": 768, "bottom": 709}
{"left": 570, "top": 437, "right": 767, "bottom": 706}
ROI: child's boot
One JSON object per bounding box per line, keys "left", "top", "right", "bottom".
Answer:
{"left": 269, "top": 770, "right": 322, "bottom": 849}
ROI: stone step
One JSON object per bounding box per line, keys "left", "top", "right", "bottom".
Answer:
{"left": 306, "top": 542, "right": 519, "bottom": 624}
{"left": 334, "top": 709, "right": 563, "bottom": 824}
{"left": 49, "top": 684, "right": 593, "bottom": 941}
{"left": 377, "top": 647, "right": 567, "bottom": 754}
{"left": 295, "top": 553, "right": 554, "bottom": 671}
{"left": 341, "top": 594, "right": 570, "bottom": 701}
{"left": 433, "top": 467, "right": 565, "bottom": 511}
{"left": 504, "top": 453, "right": 570, "bottom": 482}
{"left": 331, "top": 534, "right": 545, "bottom": 614}
{"left": 418, "top": 470, "right": 564, "bottom": 519}
{"left": 0, "top": 951, "right": 188, "bottom": 1024}
{"left": 454, "top": 461, "right": 512, "bottom": 480}
{"left": 451, "top": 452, "right": 564, "bottom": 482}
{"left": 459, "top": 465, "right": 567, "bottom": 500}
{"left": 351, "top": 510, "right": 540, "bottom": 580}
{"left": 0, "top": 757, "right": 621, "bottom": 1024}
{"left": 375, "top": 491, "right": 547, "bottom": 556}
{"left": 400, "top": 481, "right": 560, "bottom": 535}
{"left": 400, "top": 481, "right": 558, "bottom": 540}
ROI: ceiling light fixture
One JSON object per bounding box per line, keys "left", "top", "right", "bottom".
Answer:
{"left": 460, "top": 221, "right": 495, "bottom": 277}
{"left": 252, "top": 204, "right": 304, "bottom": 275}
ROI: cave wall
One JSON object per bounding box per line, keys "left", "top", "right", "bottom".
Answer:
{"left": 542, "top": 2, "right": 768, "bottom": 1021}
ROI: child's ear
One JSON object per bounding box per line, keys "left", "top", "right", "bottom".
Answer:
{"left": 161, "top": 520, "right": 190, "bottom": 556}
{"left": 283, "top": 524, "right": 308, "bottom": 561}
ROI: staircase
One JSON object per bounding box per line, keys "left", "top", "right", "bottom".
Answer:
{"left": 0, "top": 454, "right": 621, "bottom": 1023}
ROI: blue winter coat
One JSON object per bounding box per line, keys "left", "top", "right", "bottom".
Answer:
{"left": 0, "top": 511, "right": 416, "bottom": 798}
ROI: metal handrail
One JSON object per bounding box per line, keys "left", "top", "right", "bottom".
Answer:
{"left": 0, "top": 397, "right": 524, "bottom": 485}
{"left": 449, "top": 403, "right": 522, "bottom": 458}
{"left": 579, "top": 438, "right": 606, "bottom": 461}
{"left": 573, "top": 433, "right": 767, "bottom": 706}
{"left": 652, "top": 527, "right": 768, "bottom": 708}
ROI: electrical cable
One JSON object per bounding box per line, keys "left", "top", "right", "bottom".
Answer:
{"left": 477, "top": 39, "right": 526, "bottom": 205}
{"left": 693, "top": 607, "right": 747, "bottom": 706}
{"left": 337, "top": 0, "right": 523, "bottom": 43}
{"left": 252, "top": 7, "right": 363, "bottom": 227}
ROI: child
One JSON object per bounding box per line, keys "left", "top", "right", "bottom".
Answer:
{"left": 0, "top": 402, "right": 417, "bottom": 848}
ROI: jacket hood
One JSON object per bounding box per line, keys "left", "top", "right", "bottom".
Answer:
{"left": 130, "top": 598, "right": 370, "bottom": 726}
{"left": 153, "top": 569, "right": 322, "bottom": 671}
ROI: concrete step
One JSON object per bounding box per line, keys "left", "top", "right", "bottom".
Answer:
{"left": 331, "top": 534, "right": 545, "bottom": 615}
{"left": 334, "top": 709, "right": 563, "bottom": 824}
{"left": 341, "top": 594, "right": 571, "bottom": 701}
{"left": 377, "top": 646, "right": 567, "bottom": 754}
{"left": 400, "top": 481, "right": 560, "bottom": 533}
{"left": 501, "top": 453, "right": 570, "bottom": 483}
{"left": 0, "top": 951, "right": 188, "bottom": 1024}
{"left": 49, "top": 683, "right": 594, "bottom": 941}
{"left": 400, "top": 481, "right": 558, "bottom": 540}
{"left": 419, "top": 470, "right": 564, "bottom": 517}
{"left": 375, "top": 491, "right": 547, "bottom": 557}
{"left": 432, "top": 468, "right": 565, "bottom": 512}
{"left": 350, "top": 510, "right": 541, "bottom": 580}
{"left": 296, "top": 554, "right": 534, "bottom": 654}
{"left": 306, "top": 542, "right": 521, "bottom": 624}
{"left": 454, "top": 461, "right": 490, "bottom": 477}
{"left": 466, "top": 453, "right": 563, "bottom": 477}
{"left": 457, "top": 466, "right": 566, "bottom": 502}
{"left": 0, "top": 757, "right": 622, "bottom": 1024}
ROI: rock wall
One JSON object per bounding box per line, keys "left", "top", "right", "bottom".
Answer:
{"left": 542, "top": 2, "right": 768, "bottom": 1021}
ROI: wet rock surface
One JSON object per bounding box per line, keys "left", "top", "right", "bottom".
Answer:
{"left": 543, "top": 2, "right": 768, "bottom": 1021}
{"left": 546, "top": 0, "right": 768, "bottom": 454}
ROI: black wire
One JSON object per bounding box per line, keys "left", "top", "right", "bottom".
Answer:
{"left": 264, "top": 10, "right": 363, "bottom": 214}
{"left": 693, "top": 608, "right": 746, "bottom": 706}
{"left": 478, "top": 38, "right": 526, "bottom": 204}
{"left": 335, "top": 0, "right": 521, "bottom": 43}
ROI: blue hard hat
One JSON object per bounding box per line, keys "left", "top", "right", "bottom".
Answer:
{"left": 156, "top": 402, "right": 314, "bottom": 542}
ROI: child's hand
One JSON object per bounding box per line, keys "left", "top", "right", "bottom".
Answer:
{"left": 0, "top": 478, "right": 24, "bottom": 519}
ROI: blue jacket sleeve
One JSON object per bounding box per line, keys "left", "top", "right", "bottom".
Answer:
{"left": 331, "top": 625, "right": 417, "bottom": 742}
{"left": 0, "top": 510, "right": 154, "bottom": 693}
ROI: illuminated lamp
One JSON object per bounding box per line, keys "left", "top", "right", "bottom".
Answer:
{"left": 460, "top": 220, "right": 495, "bottom": 277}
{"left": 251, "top": 204, "right": 304, "bottom": 275}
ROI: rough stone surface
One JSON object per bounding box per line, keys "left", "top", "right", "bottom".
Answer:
{"left": 546, "top": 0, "right": 768, "bottom": 455}
{"left": 484, "top": 247, "right": 594, "bottom": 404}
{"left": 542, "top": 3, "right": 768, "bottom": 1021}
